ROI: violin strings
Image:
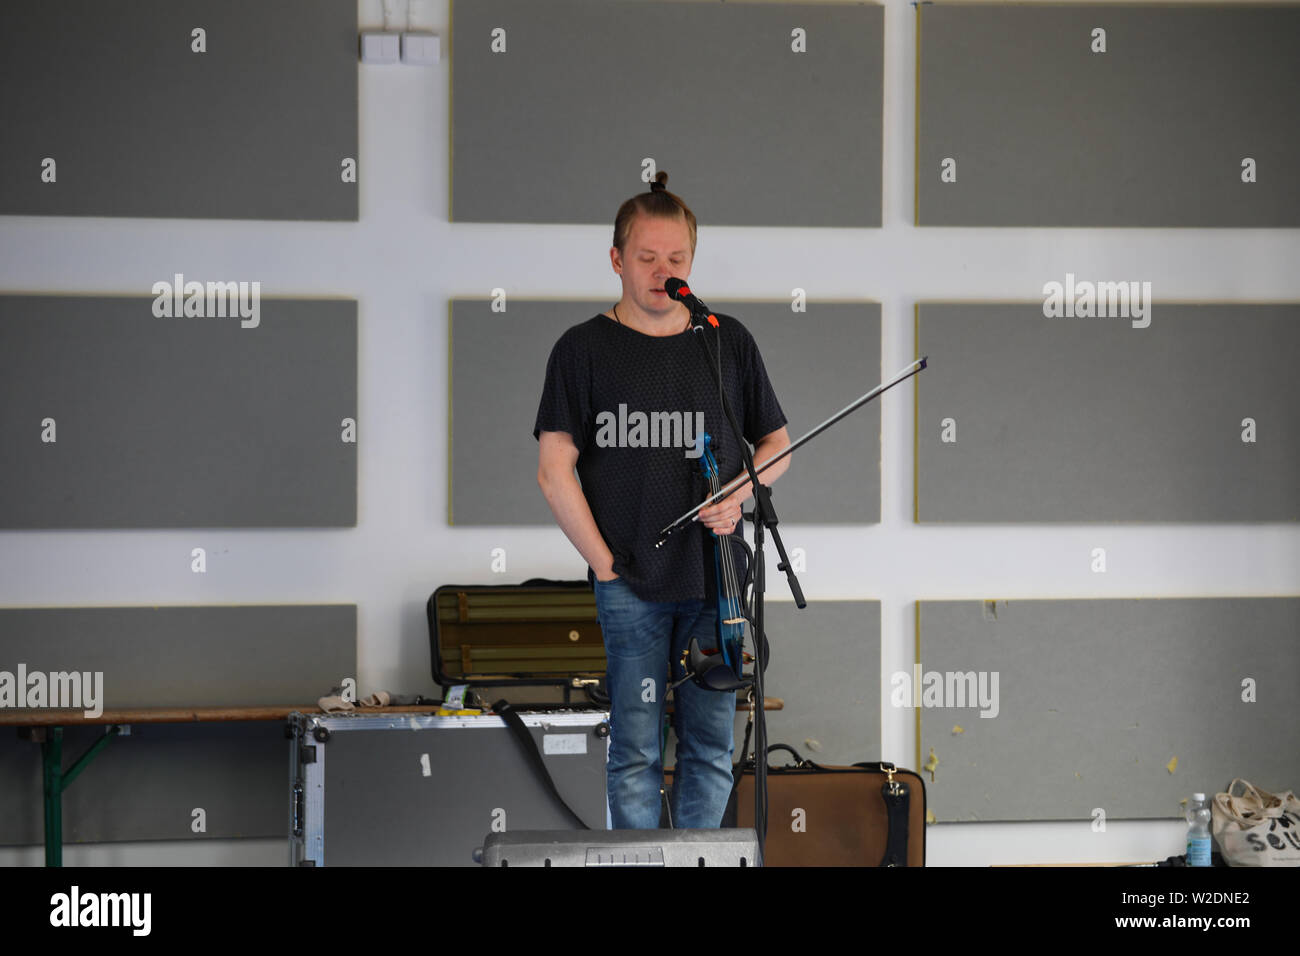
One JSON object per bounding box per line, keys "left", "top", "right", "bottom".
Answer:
{"left": 710, "top": 466, "right": 745, "bottom": 656}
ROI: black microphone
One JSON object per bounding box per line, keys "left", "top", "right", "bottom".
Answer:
{"left": 663, "top": 278, "right": 719, "bottom": 328}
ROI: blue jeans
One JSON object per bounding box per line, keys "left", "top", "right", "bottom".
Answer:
{"left": 593, "top": 576, "right": 737, "bottom": 829}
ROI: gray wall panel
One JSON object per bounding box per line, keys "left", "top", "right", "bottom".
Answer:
{"left": 0, "top": 0, "right": 358, "bottom": 221}
{"left": 917, "top": 4, "right": 1300, "bottom": 226}
{"left": 0, "top": 604, "right": 356, "bottom": 709}
{"left": 762, "top": 600, "right": 881, "bottom": 764}
{"left": 452, "top": 0, "right": 882, "bottom": 226}
{"left": 451, "top": 299, "right": 880, "bottom": 526}
{"left": 0, "top": 603, "right": 354, "bottom": 846}
{"left": 0, "top": 723, "right": 286, "bottom": 846}
{"left": 0, "top": 295, "right": 357, "bottom": 528}
{"left": 917, "top": 598, "right": 1300, "bottom": 822}
{"left": 915, "top": 303, "right": 1300, "bottom": 522}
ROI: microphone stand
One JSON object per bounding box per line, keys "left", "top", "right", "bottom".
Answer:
{"left": 684, "top": 312, "right": 792, "bottom": 865}
{"left": 663, "top": 303, "right": 927, "bottom": 864}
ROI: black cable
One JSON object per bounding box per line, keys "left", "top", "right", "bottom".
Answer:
{"left": 699, "top": 317, "right": 770, "bottom": 856}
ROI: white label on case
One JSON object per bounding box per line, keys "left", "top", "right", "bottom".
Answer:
{"left": 543, "top": 733, "right": 587, "bottom": 755}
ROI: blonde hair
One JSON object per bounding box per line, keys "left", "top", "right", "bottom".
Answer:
{"left": 612, "top": 171, "right": 697, "bottom": 254}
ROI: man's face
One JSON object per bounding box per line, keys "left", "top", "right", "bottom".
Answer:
{"left": 610, "top": 214, "right": 694, "bottom": 319}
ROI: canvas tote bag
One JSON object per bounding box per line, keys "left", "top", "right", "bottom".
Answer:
{"left": 1211, "top": 778, "right": 1300, "bottom": 866}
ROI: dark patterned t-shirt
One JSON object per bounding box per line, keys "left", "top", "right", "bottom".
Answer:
{"left": 534, "top": 312, "right": 787, "bottom": 602}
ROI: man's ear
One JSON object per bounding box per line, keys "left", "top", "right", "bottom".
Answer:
{"left": 609, "top": 245, "right": 623, "bottom": 275}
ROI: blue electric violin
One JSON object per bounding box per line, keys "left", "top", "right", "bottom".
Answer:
{"left": 683, "top": 432, "right": 752, "bottom": 692}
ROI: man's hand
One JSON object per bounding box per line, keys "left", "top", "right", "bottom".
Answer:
{"left": 698, "top": 426, "right": 792, "bottom": 534}
{"left": 537, "top": 430, "right": 617, "bottom": 578}
{"left": 698, "top": 493, "right": 745, "bottom": 535}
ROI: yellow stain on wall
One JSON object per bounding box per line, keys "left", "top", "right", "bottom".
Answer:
{"left": 923, "top": 746, "right": 939, "bottom": 782}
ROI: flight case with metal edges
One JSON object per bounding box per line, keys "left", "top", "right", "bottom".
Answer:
{"left": 287, "top": 709, "right": 610, "bottom": 866}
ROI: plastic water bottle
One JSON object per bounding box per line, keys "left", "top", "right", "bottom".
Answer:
{"left": 1185, "top": 793, "right": 1212, "bottom": 866}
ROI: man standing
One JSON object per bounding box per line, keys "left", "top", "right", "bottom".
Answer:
{"left": 534, "top": 172, "right": 790, "bottom": 829}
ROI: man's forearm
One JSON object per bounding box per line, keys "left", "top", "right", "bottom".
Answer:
{"left": 538, "top": 469, "right": 616, "bottom": 578}
{"left": 729, "top": 437, "right": 792, "bottom": 505}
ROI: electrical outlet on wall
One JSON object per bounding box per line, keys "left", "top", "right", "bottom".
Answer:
{"left": 360, "top": 32, "right": 400, "bottom": 64}
{"left": 401, "top": 32, "right": 440, "bottom": 66}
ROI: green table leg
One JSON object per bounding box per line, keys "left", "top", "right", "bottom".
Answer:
{"left": 40, "top": 725, "right": 122, "bottom": 868}
{"left": 42, "top": 728, "right": 62, "bottom": 867}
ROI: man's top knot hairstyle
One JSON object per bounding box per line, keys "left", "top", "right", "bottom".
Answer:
{"left": 613, "top": 170, "right": 697, "bottom": 254}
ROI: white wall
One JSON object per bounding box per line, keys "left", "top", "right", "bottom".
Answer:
{"left": 0, "top": 0, "right": 1296, "bottom": 867}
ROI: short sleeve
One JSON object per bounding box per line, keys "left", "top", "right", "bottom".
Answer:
{"left": 533, "top": 327, "right": 592, "bottom": 451}
{"left": 740, "top": 329, "right": 787, "bottom": 445}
